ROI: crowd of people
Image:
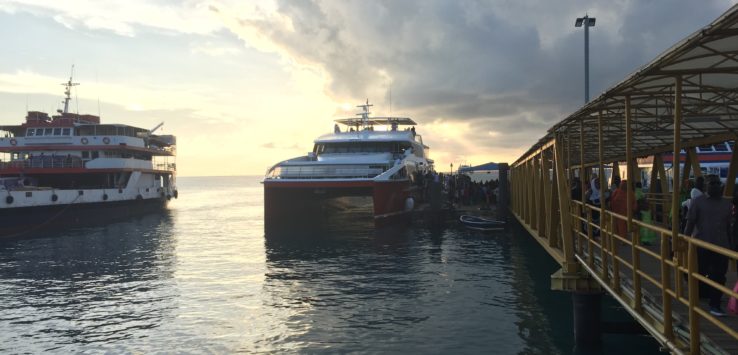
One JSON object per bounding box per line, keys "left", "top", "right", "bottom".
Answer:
{"left": 573, "top": 173, "right": 737, "bottom": 317}
{"left": 443, "top": 173, "right": 498, "bottom": 207}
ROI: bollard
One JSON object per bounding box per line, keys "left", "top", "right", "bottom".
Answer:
{"left": 497, "top": 163, "right": 509, "bottom": 220}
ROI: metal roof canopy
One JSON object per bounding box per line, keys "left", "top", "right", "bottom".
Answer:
{"left": 515, "top": 4, "right": 738, "bottom": 167}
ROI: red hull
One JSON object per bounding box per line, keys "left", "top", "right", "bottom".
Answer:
{"left": 263, "top": 179, "right": 412, "bottom": 229}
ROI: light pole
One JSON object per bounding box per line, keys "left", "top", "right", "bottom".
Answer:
{"left": 575, "top": 15, "right": 596, "bottom": 103}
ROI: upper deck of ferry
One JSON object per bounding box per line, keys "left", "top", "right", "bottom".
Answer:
{"left": 316, "top": 116, "right": 427, "bottom": 148}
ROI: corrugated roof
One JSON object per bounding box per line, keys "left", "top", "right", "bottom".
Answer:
{"left": 515, "top": 4, "right": 738, "bottom": 167}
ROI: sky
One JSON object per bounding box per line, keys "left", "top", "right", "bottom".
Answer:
{"left": 1, "top": 0, "right": 736, "bottom": 176}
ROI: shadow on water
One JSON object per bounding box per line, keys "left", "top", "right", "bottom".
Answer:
{"left": 0, "top": 212, "right": 178, "bottom": 353}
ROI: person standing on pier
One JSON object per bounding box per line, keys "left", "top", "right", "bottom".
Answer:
{"left": 684, "top": 174, "right": 731, "bottom": 317}
{"left": 610, "top": 180, "right": 636, "bottom": 239}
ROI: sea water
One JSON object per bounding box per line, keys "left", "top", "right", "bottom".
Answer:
{"left": 0, "top": 176, "right": 659, "bottom": 353}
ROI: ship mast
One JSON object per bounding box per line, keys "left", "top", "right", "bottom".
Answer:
{"left": 356, "top": 99, "right": 373, "bottom": 130}
{"left": 61, "top": 65, "right": 79, "bottom": 114}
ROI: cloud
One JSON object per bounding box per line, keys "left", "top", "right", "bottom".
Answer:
{"left": 213, "top": 0, "right": 737, "bottom": 162}
{"left": 190, "top": 41, "right": 241, "bottom": 57}
{"left": 1, "top": 0, "right": 224, "bottom": 36}
{"left": 3, "top": 0, "right": 738, "bottom": 173}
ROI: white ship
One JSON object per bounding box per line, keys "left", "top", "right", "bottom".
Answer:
{"left": 263, "top": 101, "right": 433, "bottom": 229}
{"left": 0, "top": 72, "right": 178, "bottom": 237}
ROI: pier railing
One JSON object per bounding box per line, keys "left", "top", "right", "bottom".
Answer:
{"left": 573, "top": 200, "right": 738, "bottom": 353}
{"left": 508, "top": 6, "right": 738, "bottom": 353}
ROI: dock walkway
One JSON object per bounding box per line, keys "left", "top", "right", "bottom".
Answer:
{"left": 509, "top": 4, "right": 738, "bottom": 354}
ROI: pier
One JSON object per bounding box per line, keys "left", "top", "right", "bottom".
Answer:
{"left": 509, "top": 5, "right": 738, "bottom": 355}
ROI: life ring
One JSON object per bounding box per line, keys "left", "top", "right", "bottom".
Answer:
{"left": 102, "top": 194, "right": 108, "bottom": 201}
{"left": 103, "top": 137, "right": 110, "bottom": 144}
{"left": 51, "top": 194, "right": 58, "bottom": 202}
{"left": 5, "top": 195, "right": 13, "bottom": 204}
{"left": 9, "top": 138, "right": 17, "bottom": 146}
{"left": 81, "top": 137, "right": 89, "bottom": 145}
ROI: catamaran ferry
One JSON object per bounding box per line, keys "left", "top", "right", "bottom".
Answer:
{"left": 263, "top": 102, "right": 433, "bottom": 229}
{"left": 0, "top": 73, "right": 178, "bottom": 237}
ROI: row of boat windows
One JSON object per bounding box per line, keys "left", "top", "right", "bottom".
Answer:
{"left": 314, "top": 142, "right": 420, "bottom": 155}
{"left": 26, "top": 128, "right": 72, "bottom": 137}
{"left": 11, "top": 151, "right": 152, "bottom": 160}
{"left": 696, "top": 141, "right": 734, "bottom": 152}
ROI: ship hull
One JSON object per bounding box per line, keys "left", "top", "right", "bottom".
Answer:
{"left": 263, "top": 179, "right": 412, "bottom": 233}
{"left": 0, "top": 197, "right": 168, "bottom": 239}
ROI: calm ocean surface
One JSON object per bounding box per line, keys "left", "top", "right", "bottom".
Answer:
{"left": 0, "top": 176, "right": 660, "bottom": 354}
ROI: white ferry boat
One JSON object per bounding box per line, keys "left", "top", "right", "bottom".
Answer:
{"left": 0, "top": 73, "right": 178, "bottom": 237}
{"left": 263, "top": 102, "right": 433, "bottom": 228}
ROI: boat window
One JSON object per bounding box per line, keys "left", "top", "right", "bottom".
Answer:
{"left": 26, "top": 129, "right": 35, "bottom": 137}
{"left": 714, "top": 142, "right": 729, "bottom": 152}
{"left": 81, "top": 151, "right": 90, "bottom": 159}
{"left": 317, "top": 141, "right": 412, "bottom": 154}
{"left": 53, "top": 128, "right": 62, "bottom": 136}
{"left": 62, "top": 128, "right": 71, "bottom": 136}
{"left": 91, "top": 151, "right": 99, "bottom": 159}
{"left": 720, "top": 167, "right": 729, "bottom": 178}
{"left": 697, "top": 144, "right": 714, "bottom": 152}
{"left": 44, "top": 128, "right": 53, "bottom": 136}
{"left": 35, "top": 128, "right": 44, "bottom": 136}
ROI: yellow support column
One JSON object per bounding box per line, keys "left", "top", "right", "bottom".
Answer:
{"left": 597, "top": 111, "right": 608, "bottom": 245}
{"left": 555, "top": 135, "right": 577, "bottom": 274}
{"left": 724, "top": 142, "right": 738, "bottom": 274}
{"left": 669, "top": 76, "right": 684, "bottom": 341}
{"left": 543, "top": 150, "right": 554, "bottom": 244}
{"left": 686, "top": 147, "right": 702, "bottom": 178}
{"left": 625, "top": 96, "right": 642, "bottom": 311}
{"left": 596, "top": 111, "right": 605, "bottom": 268}
{"left": 724, "top": 142, "right": 738, "bottom": 197}
{"left": 655, "top": 155, "right": 669, "bottom": 225}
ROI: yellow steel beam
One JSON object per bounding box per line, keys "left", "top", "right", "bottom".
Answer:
{"left": 682, "top": 147, "right": 693, "bottom": 182}
{"left": 626, "top": 96, "right": 643, "bottom": 312}
{"left": 724, "top": 144, "right": 738, "bottom": 197}
{"left": 686, "top": 147, "right": 701, "bottom": 178}
{"left": 554, "top": 135, "right": 578, "bottom": 273}
{"left": 598, "top": 110, "right": 607, "bottom": 226}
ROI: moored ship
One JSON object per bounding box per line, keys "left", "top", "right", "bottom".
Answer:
{"left": 263, "top": 102, "right": 433, "bottom": 230}
{"left": 0, "top": 73, "right": 178, "bottom": 237}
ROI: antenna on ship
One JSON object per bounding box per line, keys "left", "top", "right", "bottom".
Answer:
{"left": 60, "top": 65, "right": 79, "bottom": 114}
{"left": 356, "top": 99, "right": 373, "bottom": 130}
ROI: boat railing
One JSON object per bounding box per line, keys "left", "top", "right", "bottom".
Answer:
{"left": 154, "top": 162, "right": 177, "bottom": 171}
{"left": 268, "top": 164, "right": 386, "bottom": 179}
{"left": 0, "top": 156, "right": 84, "bottom": 170}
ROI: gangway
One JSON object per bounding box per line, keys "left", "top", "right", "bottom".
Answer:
{"left": 509, "top": 5, "right": 738, "bottom": 354}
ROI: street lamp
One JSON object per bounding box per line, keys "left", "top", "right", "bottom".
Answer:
{"left": 575, "top": 15, "right": 595, "bottom": 103}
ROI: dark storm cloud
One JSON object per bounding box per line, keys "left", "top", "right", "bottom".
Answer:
{"left": 232, "top": 0, "right": 735, "bottom": 152}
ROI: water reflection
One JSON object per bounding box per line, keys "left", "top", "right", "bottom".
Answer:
{"left": 262, "top": 217, "right": 531, "bottom": 353}
{"left": 0, "top": 213, "right": 177, "bottom": 353}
